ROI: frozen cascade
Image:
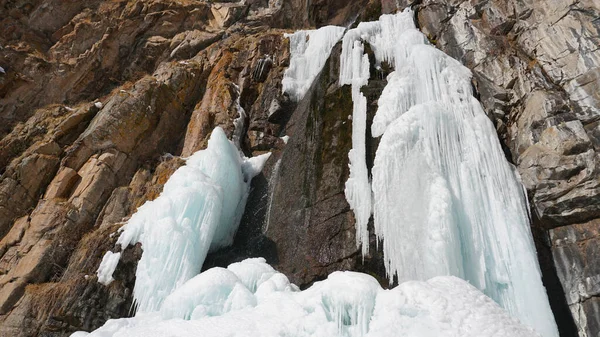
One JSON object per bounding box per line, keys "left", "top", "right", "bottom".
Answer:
{"left": 339, "top": 9, "right": 558, "bottom": 337}
{"left": 282, "top": 25, "right": 346, "bottom": 101}
{"left": 96, "top": 127, "right": 270, "bottom": 313}
{"left": 77, "top": 259, "right": 541, "bottom": 337}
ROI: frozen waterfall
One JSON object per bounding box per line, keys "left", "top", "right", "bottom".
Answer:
{"left": 84, "top": 11, "right": 562, "bottom": 337}
{"left": 339, "top": 10, "right": 559, "bottom": 337}
{"left": 282, "top": 26, "right": 346, "bottom": 101}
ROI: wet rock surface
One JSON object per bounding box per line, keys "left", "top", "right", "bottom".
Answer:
{"left": 0, "top": 0, "right": 598, "bottom": 336}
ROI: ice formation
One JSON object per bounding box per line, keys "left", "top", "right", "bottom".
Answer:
{"left": 76, "top": 259, "right": 541, "bottom": 337}
{"left": 96, "top": 127, "right": 270, "bottom": 313}
{"left": 282, "top": 25, "right": 346, "bottom": 101}
{"left": 96, "top": 251, "right": 120, "bottom": 286}
{"left": 338, "top": 10, "right": 559, "bottom": 337}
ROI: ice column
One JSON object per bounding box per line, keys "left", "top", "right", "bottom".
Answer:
{"left": 340, "top": 39, "right": 372, "bottom": 255}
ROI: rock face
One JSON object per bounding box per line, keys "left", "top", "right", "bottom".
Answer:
{"left": 0, "top": 0, "right": 598, "bottom": 336}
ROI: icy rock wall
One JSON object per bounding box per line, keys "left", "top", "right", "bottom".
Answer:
{"left": 338, "top": 10, "right": 559, "bottom": 337}
{"left": 96, "top": 127, "right": 270, "bottom": 313}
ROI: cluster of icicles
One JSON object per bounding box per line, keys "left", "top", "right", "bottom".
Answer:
{"left": 81, "top": 8, "right": 559, "bottom": 337}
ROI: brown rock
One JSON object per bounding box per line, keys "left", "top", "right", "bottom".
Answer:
{"left": 44, "top": 167, "right": 80, "bottom": 200}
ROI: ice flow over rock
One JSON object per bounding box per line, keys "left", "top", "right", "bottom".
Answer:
{"left": 338, "top": 10, "right": 559, "bottom": 337}
{"left": 96, "top": 127, "right": 270, "bottom": 313}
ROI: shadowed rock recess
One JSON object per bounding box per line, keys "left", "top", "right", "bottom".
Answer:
{"left": 0, "top": 0, "right": 597, "bottom": 336}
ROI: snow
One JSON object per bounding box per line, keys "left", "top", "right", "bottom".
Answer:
{"left": 282, "top": 26, "right": 346, "bottom": 101}
{"left": 336, "top": 9, "right": 558, "bottom": 337}
{"left": 76, "top": 259, "right": 541, "bottom": 337}
{"left": 280, "top": 135, "right": 289, "bottom": 144}
{"left": 94, "top": 101, "right": 103, "bottom": 109}
{"left": 95, "top": 127, "right": 270, "bottom": 313}
{"left": 81, "top": 260, "right": 541, "bottom": 337}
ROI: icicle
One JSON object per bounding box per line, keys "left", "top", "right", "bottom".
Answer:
{"left": 232, "top": 84, "right": 246, "bottom": 152}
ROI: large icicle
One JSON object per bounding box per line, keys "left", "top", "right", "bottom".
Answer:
{"left": 282, "top": 26, "right": 346, "bottom": 101}
{"left": 96, "top": 127, "right": 270, "bottom": 313}
{"left": 341, "top": 40, "right": 372, "bottom": 255}
{"left": 340, "top": 10, "right": 559, "bottom": 337}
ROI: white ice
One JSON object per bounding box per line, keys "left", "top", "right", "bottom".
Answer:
{"left": 341, "top": 39, "right": 372, "bottom": 255}
{"left": 95, "top": 127, "right": 270, "bottom": 313}
{"left": 282, "top": 25, "right": 346, "bottom": 101}
{"left": 96, "top": 251, "right": 121, "bottom": 286}
{"left": 75, "top": 259, "right": 541, "bottom": 337}
{"left": 338, "top": 9, "right": 558, "bottom": 337}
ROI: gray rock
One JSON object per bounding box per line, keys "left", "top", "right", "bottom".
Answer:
{"left": 551, "top": 221, "right": 600, "bottom": 337}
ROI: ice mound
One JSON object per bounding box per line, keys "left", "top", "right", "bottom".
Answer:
{"left": 77, "top": 259, "right": 541, "bottom": 337}
{"left": 96, "top": 127, "right": 270, "bottom": 313}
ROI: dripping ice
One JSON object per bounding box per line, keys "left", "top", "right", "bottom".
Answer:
{"left": 96, "top": 127, "right": 270, "bottom": 313}
{"left": 339, "top": 9, "right": 559, "bottom": 337}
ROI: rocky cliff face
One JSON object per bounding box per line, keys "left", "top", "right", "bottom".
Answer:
{"left": 0, "top": 0, "right": 598, "bottom": 336}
